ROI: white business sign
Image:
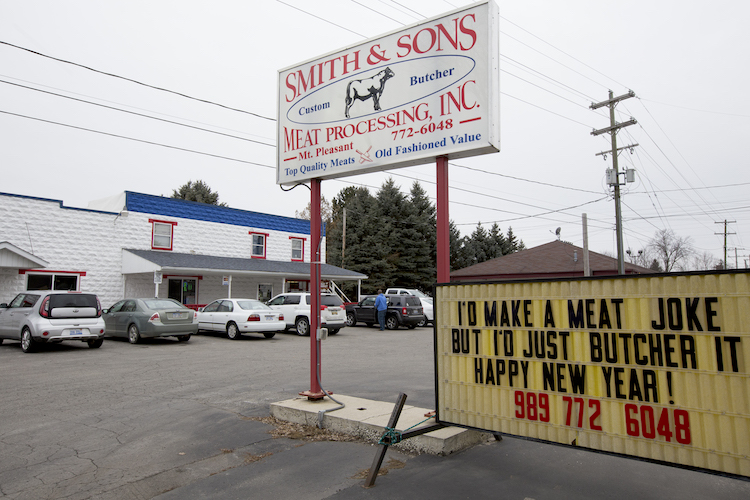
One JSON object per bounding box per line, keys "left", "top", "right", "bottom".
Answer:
{"left": 277, "top": 1, "right": 499, "bottom": 185}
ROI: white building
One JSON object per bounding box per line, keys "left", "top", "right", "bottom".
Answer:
{"left": 0, "top": 191, "right": 366, "bottom": 308}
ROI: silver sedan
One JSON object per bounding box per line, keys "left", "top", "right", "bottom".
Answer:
{"left": 197, "top": 299, "right": 285, "bottom": 339}
{"left": 103, "top": 298, "right": 198, "bottom": 344}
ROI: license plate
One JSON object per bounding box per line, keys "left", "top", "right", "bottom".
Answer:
{"left": 331, "top": 311, "right": 338, "bottom": 315}
{"left": 66, "top": 329, "right": 83, "bottom": 336}
{"left": 265, "top": 315, "right": 275, "bottom": 321}
{"left": 170, "top": 312, "right": 187, "bottom": 319}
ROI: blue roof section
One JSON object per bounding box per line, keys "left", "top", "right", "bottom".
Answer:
{"left": 125, "top": 191, "right": 314, "bottom": 235}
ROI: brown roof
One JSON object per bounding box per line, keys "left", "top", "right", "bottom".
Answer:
{"left": 451, "top": 240, "right": 655, "bottom": 281}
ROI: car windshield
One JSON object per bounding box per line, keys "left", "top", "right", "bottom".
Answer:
{"left": 237, "top": 300, "right": 270, "bottom": 310}
{"left": 143, "top": 299, "right": 185, "bottom": 309}
{"left": 409, "top": 289, "right": 429, "bottom": 298}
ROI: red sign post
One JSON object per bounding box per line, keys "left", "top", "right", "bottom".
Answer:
{"left": 277, "top": 2, "right": 499, "bottom": 399}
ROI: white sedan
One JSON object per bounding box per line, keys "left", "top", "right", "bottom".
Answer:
{"left": 197, "top": 299, "right": 285, "bottom": 339}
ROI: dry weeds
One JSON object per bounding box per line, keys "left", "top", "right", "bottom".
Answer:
{"left": 248, "top": 415, "right": 364, "bottom": 443}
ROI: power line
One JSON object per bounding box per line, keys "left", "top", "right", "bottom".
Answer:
{"left": 639, "top": 98, "right": 750, "bottom": 119}
{"left": 502, "top": 92, "right": 594, "bottom": 128}
{"left": 0, "top": 108, "right": 275, "bottom": 169}
{"left": 500, "top": 31, "right": 610, "bottom": 91}
{"left": 350, "top": 0, "right": 402, "bottom": 25}
{"left": 276, "top": 0, "right": 366, "bottom": 38}
{"left": 453, "top": 195, "right": 609, "bottom": 225}
{"left": 0, "top": 78, "right": 276, "bottom": 148}
{"left": 498, "top": 14, "right": 628, "bottom": 91}
{"left": 0, "top": 39, "right": 276, "bottom": 121}
{"left": 0, "top": 73, "right": 273, "bottom": 140}
{"left": 501, "top": 68, "right": 592, "bottom": 110}
{"left": 449, "top": 162, "right": 602, "bottom": 194}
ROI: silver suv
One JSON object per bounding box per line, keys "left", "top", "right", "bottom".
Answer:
{"left": 0, "top": 291, "right": 106, "bottom": 352}
{"left": 266, "top": 292, "right": 346, "bottom": 336}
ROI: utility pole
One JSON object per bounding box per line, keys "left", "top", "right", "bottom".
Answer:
{"left": 591, "top": 90, "right": 638, "bottom": 275}
{"left": 715, "top": 220, "right": 736, "bottom": 269}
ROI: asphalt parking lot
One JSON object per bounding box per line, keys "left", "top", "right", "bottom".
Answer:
{"left": 1, "top": 325, "right": 748, "bottom": 499}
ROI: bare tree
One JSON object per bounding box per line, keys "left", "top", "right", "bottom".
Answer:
{"left": 296, "top": 197, "right": 332, "bottom": 224}
{"left": 690, "top": 251, "right": 719, "bottom": 271}
{"left": 647, "top": 229, "right": 694, "bottom": 272}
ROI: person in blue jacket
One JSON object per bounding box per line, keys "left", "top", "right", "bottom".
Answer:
{"left": 375, "top": 290, "right": 387, "bottom": 330}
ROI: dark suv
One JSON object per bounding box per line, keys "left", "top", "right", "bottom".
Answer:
{"left": 350, "top": 294, "right": 424, "bottom": 330}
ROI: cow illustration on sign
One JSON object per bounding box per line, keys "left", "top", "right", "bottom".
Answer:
{"left": 344, "top": 67, "right": 394, "bottom": 118}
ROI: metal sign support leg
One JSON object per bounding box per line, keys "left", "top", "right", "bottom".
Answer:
{"left": 364, "top": 393, "right": 445, "bottom": 488}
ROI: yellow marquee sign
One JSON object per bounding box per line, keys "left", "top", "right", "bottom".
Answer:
{"left": 435, "top": 272, "right": 750, "bottom": 476}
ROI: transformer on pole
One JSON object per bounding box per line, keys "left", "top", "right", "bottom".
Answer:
{"left": 591, "top": 90, "right": 638, "bottom": 274}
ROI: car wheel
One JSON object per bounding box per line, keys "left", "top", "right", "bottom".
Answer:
{"left": 295, "top": 317, "right": 310, "bottom": 336}
{"left": 416, "top": 317, "right": 427, "bottom": 328}
{"left": 329, "top": 328, "right": 339, "bottom": 335}
{"left": 263, "top": 332, "right": 276, "bottom": 339}
{"left": 178, "top": 335, "right": 191, "bottom": 342}
{"left": 88, "top": 338, "right": 104, "bottom": 348}
{"left": 21, "top": 328, "right": 37, "bottom": 353}
{"left": 346, "top": 312, "right": 356, "bottom": 327}
{"left": 128, "top": 324, "right": 141, "bottom": 344}
{"left": 408, "top": 325, "right": 416, "bottom": 330}
{"left": 226, "top": 323, "right": 241, "bottom": 340}
{"left": 385, "top": 315, "right": 398, "bottom": 330}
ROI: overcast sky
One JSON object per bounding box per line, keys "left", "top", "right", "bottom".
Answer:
{"left": 1, "top": 1, "right": 748, "bottom": 267}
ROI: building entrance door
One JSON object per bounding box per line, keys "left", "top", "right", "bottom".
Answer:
{"left": 168, "top": 278, "right": 197, "bottom": 305}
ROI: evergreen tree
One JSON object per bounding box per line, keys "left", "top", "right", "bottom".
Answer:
{"left": 322, "top": 179, "right": 527, "bottom": 293}
{"left": 372, "top": 178, "right": 409, "bottom": 291}
{"left": 171, "top": 180, "right": 227, "bottom": 206}
{"left": 467, "top": 223, "right": 490, "bottom": 264}
{"left": 504, "top": 226, "right": 525, "bottom": 254}
{"left": 449, "top": 220, "right": 471, "bottom": 271}
{"left": 404, "top": 181, "right": 436, "bottom": 291}
{"left": 327, "top": 186, "right": 378, "bottom": 297}
{"left": 488, "top": 223, "right": 507, "bottom": 259}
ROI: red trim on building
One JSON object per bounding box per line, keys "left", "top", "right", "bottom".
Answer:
{"left": 290, "top": 236, "right": 306, "bottom": 262}
{"left": 150, "top": 219, "right": 177, "bottom": 251}
{"left": 19, "top": 269, "right": 87, "bottom": 276}
{"left": 148, "top": 219, "right": 178, "bottom": 226}
{"left": 249, "top": 231, "right": 269, "bottom": 259}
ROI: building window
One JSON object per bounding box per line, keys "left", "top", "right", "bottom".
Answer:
{"left": 290, "top": 237, "right": 305, "bottom": 261}
{"left": 150, "top": 219, "right": 177, "bottom": 250}
{"left": 24, "top": 271, "right": 83, "bottom": 291}
{"left": 249, "top": 232, "right": 268, "bottom": 259}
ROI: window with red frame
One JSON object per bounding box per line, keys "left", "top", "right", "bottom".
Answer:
{"left": 150, "top": 219, "right": 177, "bottom": 250}
{"left": 249, "top": 232, "right": 267, "bottom": 259}
{"left": 25, "top": 271, "right": 82, "bottom": 291}
{"left": 290, "top": 237, "right": 305, "bottom": 261}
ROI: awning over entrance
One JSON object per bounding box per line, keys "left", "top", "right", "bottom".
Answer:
{"left": 0, "top": 241, "right": 49, "bottom": 269}
{"left": 121, "top": 249, "right": 367, "bottom": 281}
